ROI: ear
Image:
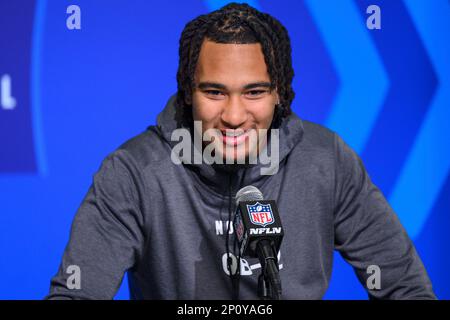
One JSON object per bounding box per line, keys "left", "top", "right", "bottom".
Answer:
{"left": 184, "top": 95, "right": 192, "bottom": 105}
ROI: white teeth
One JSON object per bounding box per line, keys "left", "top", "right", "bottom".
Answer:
{"left": 224, "top": 130, "right": 247, "bottom": 137}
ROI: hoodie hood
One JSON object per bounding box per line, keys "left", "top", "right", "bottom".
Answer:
{"left": 156, "top": 94, "right": 305, "bottom": 196}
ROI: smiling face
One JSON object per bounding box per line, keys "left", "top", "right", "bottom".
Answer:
{"left": 191, "top": 39, "right": 279, "bottom": 163}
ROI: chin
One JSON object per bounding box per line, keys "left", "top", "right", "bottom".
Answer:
{"left": 221, "top": 148, "right": 257, "bottom": 164}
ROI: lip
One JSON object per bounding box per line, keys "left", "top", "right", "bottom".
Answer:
{"left": 219, "top": 129, "right": 251, "bottom": 146}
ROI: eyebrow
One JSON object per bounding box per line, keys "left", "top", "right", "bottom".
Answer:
{"left": 196, "top": 81, "right": 272, "bottom": 90}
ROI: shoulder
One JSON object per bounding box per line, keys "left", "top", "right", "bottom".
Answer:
{"left": 112, "top": 125, "right": 171, "bottom": 171}
{"left": 292, "top": 119, "right": 337, "bottom": 159}
{"left": 301, "top": 120, "right": 336, "bottom": 147}
{"left": 296, "top": 119, "right": 362, "bottom": 171}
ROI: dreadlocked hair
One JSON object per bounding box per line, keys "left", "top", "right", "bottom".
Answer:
{"left": 175, "top": 2, "right": 295, "bottom": 129}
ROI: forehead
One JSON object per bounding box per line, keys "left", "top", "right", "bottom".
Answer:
{"left": 195, "top": 39, "right": 270, "bottom": 85}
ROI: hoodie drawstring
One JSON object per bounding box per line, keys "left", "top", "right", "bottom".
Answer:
{"left": 225, "top": 169, "right": 247, "bottom": 300}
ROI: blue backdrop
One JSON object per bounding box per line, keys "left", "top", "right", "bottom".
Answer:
{"left": 0, "top": 0, "right": 449, "bottom": 299}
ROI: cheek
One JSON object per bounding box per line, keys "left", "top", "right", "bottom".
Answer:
{"left": 248, "top": 102, "right": 275, "bottom": 126}
{"left": 192, "top": 94, "right": 221, "bottom": 123}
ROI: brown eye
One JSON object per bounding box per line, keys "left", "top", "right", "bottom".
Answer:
{"left": 245, "top": 90, "right": 267, "bottom": 98}
{"left": 205, "top": 90, "right": 224, "bottom": 96}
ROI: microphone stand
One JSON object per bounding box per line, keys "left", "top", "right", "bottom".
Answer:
{"left": 256, "top": 240, "right": 282, "bottom": 300}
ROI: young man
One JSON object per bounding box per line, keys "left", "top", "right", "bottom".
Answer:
{"left": 47, "top": 3, "right": 435, "bottom": 299}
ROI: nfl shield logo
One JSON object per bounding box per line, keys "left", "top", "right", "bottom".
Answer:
{"left": 246, "top": 202, "right": 275, "bottom": 227}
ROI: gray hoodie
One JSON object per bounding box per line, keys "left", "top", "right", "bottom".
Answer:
{"left": 46, "top": 94, "right": 435, "bottom": 299}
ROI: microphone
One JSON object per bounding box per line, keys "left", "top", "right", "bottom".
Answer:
{"left": 233, "top": 186, "right": 283, "bottom": 300}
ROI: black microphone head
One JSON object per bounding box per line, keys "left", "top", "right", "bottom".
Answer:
{"left": 235, "top": 186, "right": 264, "bottom": 205}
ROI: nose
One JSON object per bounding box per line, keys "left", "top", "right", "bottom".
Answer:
{"left": 221, "top": 95, "right": 248, "bottom": 128}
